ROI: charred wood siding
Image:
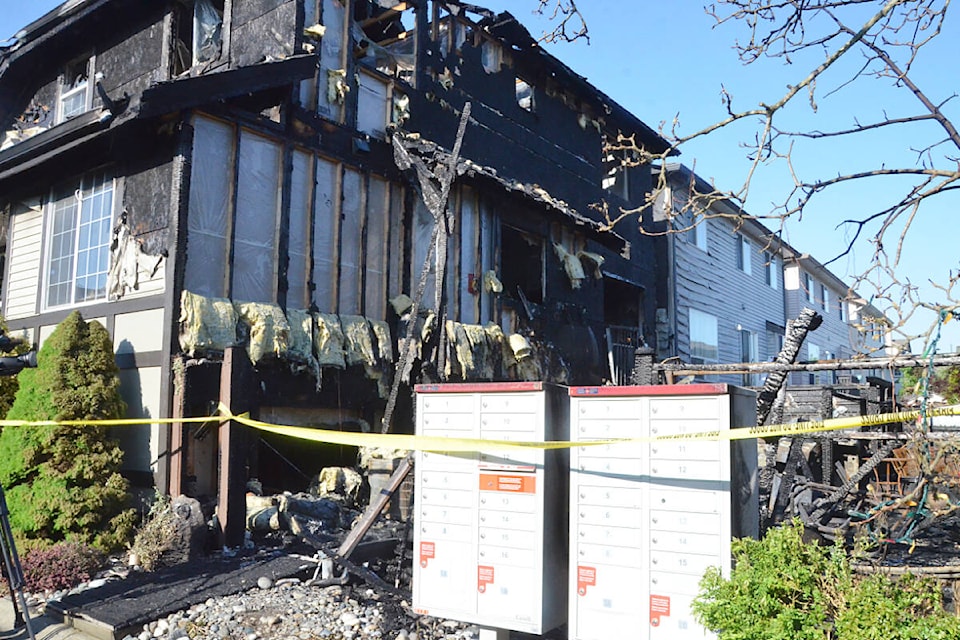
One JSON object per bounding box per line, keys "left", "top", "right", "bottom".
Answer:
{"left": 231, "top": 0, "right": 298, "bottom": 69}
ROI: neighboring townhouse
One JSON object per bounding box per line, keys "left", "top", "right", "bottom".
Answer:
{"left": 783, "top": 255, "right": 892, "bottom": 385}
{"left": 653, "top": 164, "right": 787, "bottom": 386}
{"left": 654, "top": 164, "right": 892, "bottom": 387}
{"left": 0, "top": 0, "right": 669, "bottom": 505}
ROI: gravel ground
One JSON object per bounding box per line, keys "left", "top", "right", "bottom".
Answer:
{"left": 117, "top": 579, "right": 476, "bottom": 640}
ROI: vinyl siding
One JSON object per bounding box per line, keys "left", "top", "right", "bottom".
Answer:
{"left": 4, "top": 203, "right": 44, "bottom": 320}
{"left": 672, "top": 215, "right": 785, "bottom": 384}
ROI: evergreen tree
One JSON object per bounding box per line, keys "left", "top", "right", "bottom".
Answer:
{"left": 0, "top": 311, "right": 135, "bottom": 551}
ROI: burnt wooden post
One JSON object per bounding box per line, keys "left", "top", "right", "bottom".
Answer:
{"left": 218, "top": 347, "right": 258, "bottom": 548}
{"left": 168, "top": 360, "right": 187, "bottom": 496}
{"left": 756, "top": 307, "right": 823, "bottom": 425}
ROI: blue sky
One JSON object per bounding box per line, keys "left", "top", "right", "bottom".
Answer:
{"left": 4, "top": 0, "right": 958, "bottom": 351}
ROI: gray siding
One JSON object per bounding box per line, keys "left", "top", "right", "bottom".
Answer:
{"left": 671, "top": 210, "right": 785, "bottom": 385}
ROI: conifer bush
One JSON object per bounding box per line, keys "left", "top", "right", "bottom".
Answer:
{"left": 693, "top": 520, "right": 960, "bottom": 640}
{"left": 0, "top": 311, "right": 136, "bottom": 551}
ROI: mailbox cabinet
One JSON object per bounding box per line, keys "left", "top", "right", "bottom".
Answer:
{"left": 568, "top": 384, "right": 758, "bottom": 640}
{"left": 412, "top": 382, "right": 569, "bottom": 635}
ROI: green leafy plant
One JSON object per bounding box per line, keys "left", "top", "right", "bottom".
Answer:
{"left": 693, "top": 520, "right": 960, "bottom": 640}
{"left": 20, "top": 541, "right": 104, "bottom": 593}
{"left": 0, "top": 315, "right": 31, "bottom": 419}
{"left": 0, "top": 311, "right": 136, "bottom": 552}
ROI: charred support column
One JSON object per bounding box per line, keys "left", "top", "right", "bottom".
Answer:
{"left": 756, "top": 307, "right": 823, "bottom": 425}
{"left": 168, "top": 361, "right": 188, "bottom": 496}
{"left": 629, "top": 346, "right": 656, "bottom": 385}
{"left": 218, "top": 347, "right": 258, "bottom": 548}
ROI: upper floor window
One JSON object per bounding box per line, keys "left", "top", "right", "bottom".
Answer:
{"left": 689, "top": 308, "right": 718, "bottom": 364}
{"left": 819, "top": 283, "right": 828, "bottom": 311}
{"left": 516, "top": 77, "right": 534, "bottom": 112}
{"left": 58, "top": 56, "right": 93, "bottom": 123}
{"left": 803, "top": 273, "right": 815, "bottom": 304}
{"left": 45, "top": 172, "right": 114, "bottom": 308}
{"left": 736, "top": 235, "right": 751, "bottom": 274}
{"left": 764, "top": 251, "right": 778, "bottom": 289}
{"left": 173, "top": 0, "right": 225, "bottom": 75}
{"left": 694, "top": 219, "right": 708, "bottom": 252}
{"left": 839, "top": 297, "right": 847, "bottom": 322}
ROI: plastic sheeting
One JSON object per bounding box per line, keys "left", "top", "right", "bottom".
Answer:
{"left": 179, "top": 290, "right": 238, "bottom": 355}
{"left": 312, "top": 158, "right": 340, "bottom": 312}
{"left": 194, "top": 0, "right": 223, "bottom": 63}
{"left": 288, "top": 151, "right": 313, "bottom": 309}
{"left": 233, "top": 131, "right": 281, "bottom": 303}
{"left": 185, "top": 117, "right": 233, "bottom": 297}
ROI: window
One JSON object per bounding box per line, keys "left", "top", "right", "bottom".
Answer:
{"left": 838, "top": 296, "right": 847, "bottom": 322}
{"left": 736, "top": 235, "right": 751, "bottom": 274}
{"left": 172, "top": 0, "right": 225, "bottom": 75}
{"left": 602, "top": 152, "right": 629, "bottom": 200}
{"left": 45, "top": 172, "right": 114, "bottom": 308}
{"left": 819, "top": 283, "right": 828, "bottom": 311}
{"left": 764, "top": 251, "right": 778, "bottom": 289}
{"left": 58, "top": 56, "right": 92, "bottom": 123}
{"left": 516, "top": 77, "right": 534, "bottom": 111}
{"left": 694, "top": 219, "right": 708, "bottom": 251}
{"left": 806, "top": 343, "right": 822, "bottom": 384}
{"left": 689, "top": 308, "right": 718, "bottom": 364}
{"left": 803, "top": 273, "right": 815, "bottom": 304}
{"left": 500, "top": 225, "right": 544, "bottom": 304}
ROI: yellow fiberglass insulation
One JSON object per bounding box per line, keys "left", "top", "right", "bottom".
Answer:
{"left": 341, "top": 315, "right": 376, "bottom": 368}
{"left": 285, "top": 308, "right": 320, "bottom": 380}
{"left": 179, "top": 290, "right": 239, "bottom": 355}
{"left": 314, "top": 313, "right": 346, "bottom": 369}
{"left": 234, "top": 302, "right": 291, "bottom": 365}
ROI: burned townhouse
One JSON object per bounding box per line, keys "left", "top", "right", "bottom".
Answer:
{"left": 0, "top": 0, "right": 670, "bottom": 520}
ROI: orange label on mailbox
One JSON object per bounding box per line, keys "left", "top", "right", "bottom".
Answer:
{"left": 479, "top": 473, "right": 536, "bottom": 493}
{"left": 478, "top": 565, "right": 495, "bottom": 592}
{"left": 650, "top": 594, "right": 671, "bottom": 626}
{"left": 419, "top": 541, "right": 435, "bottom": 567}
{"left": 577, "top": 565, "right": 597, "bottom": 595}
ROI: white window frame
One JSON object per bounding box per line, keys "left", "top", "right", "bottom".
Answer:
{"left": 57, "top": 55, "right": 93, "bottom": 124}
{"left": 43, "top": 172, "right": 115, "bottom": 309}
{"left": 839, "top": 297, "right": 847, "bottom": 322}
{"left": 804, "top": 273, "right": 816, "bottom": 304}
{"left": 694, "top": 219, "right": 708, "bottom": 252}
{"left": 689, "top": 308, "right": 719, "bottom": 364}
{"left": 737, "top": 235, "right": 752, "bottom": 274}
{"left": 819, "top": 283, "right": 828, "bottom": 311}
{"left": 764, "top": 251, "right": 778, "bottom": 289}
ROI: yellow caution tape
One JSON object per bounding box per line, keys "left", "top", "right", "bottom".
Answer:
{"left": 2, "top": 403, "right": 958, "bottom": 453}
{"left": 221, "top": 403, "right": 960, "bottom": 452}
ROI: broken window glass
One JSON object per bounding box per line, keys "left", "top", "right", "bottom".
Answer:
{"left": 58, "top": 57, "right": 91, "bottom": 122}
{"left": 516, "top": 78, "right": 534, "bottom": 112}
{"left": 193, "top": 0, "right": 224, "bottom": 64}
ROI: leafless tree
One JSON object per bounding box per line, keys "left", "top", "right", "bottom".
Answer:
{"left": 535, "top": 0, "right": 589, "bottom": 43}
{"left": 595, "top": 0, "right": 959, "bottom": 348}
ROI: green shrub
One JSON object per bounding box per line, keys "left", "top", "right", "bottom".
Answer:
{"left": 0, "top": 315, "right": 31, "bottom": 419}
{"left": 20, "top": 541, "right": 104, "bottom": 593}
{"left": 0, "top": 311, "right": 136, "bottom": 552}
{"left": 693, "top": 520, "right": 960, "bottom": 640}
